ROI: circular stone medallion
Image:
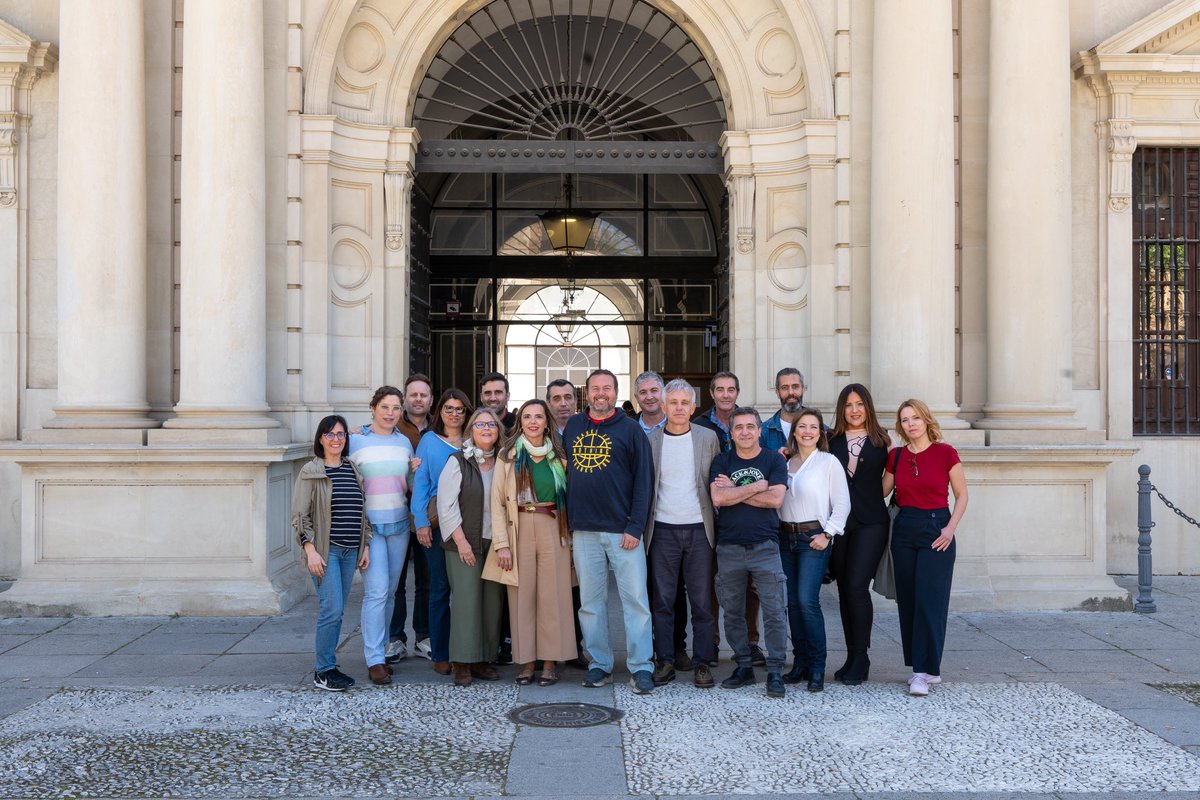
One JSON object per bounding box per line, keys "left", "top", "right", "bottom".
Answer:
{"left": 507, "top": 703, "right": 623, "bottom": 728}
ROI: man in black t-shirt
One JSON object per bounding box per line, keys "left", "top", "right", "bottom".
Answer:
{"left": 709, "top": 406, "right": 789, "bottom": 698}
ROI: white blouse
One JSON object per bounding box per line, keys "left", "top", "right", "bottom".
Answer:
{"left": 780, "top": 450, "right": 851, "bottom": 537}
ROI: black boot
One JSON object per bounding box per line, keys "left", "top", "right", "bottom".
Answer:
{"left": 833, "top": 657, "right": 852, "bottom": 682}
{"left": 840, "top": 652, "right": 870, "bottom": 686}
{"left": 807, "top": 670, "right": 825, "bottom": 693}
{"left": 782, "top": 662, "right": 810, "bottom": 684}
{"left": 720, "top": 665, "right": 756, "bottom": 689}
{"left": 766, "top": 672, "right": 786, "bottom": 698}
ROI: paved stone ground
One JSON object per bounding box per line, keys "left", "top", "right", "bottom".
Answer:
{"left": 1, "top": 576, "right": 1199, "bottom": 799}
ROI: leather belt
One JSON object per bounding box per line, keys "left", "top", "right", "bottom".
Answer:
{"left": 780, "top": 520, "right": 823, "bottom": 535}
{"left": 519, "top": 504, "right": 557, "bottom": 518}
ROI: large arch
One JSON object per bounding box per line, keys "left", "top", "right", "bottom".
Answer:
{"left": 305, "top": 0, "right": 834, "bottom": 128}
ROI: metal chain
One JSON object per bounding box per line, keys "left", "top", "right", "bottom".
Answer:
{"left": 1150, "top": 484, "right": 1200, "bottom": 530}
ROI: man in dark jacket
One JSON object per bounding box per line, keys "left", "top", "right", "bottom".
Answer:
{"left": 565, "top": 369, "right": 656, "bottom": 695}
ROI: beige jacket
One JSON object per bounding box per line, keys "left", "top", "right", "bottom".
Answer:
{"left": 291, "top": 457, "right": 372, "bottom": 579}
{"left": 483, "top": 453, "right": 572, "bottom": 587}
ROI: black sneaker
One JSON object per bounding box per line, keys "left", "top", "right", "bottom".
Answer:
{"left": 581, "top": 668, "right": 612, "bottom": 687}
{"left": 749, "top": 644, "right": 766, "bottom": 667}
{"left": 630, "top": 670, "right": 655, "bottom": 695}
{"left": 314, "top": 668, "right": 354, "bottom": 692}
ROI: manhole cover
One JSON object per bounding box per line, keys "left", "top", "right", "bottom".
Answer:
{"left": 507, "top": 702, "right": 624, "bottom": 728}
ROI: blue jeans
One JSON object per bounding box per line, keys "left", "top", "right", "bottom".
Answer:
{"left": 423, "top": 528, "right": 452, "bottom": 662}
{"left": 573, "top": 531, "right": 654, "bottom": 674}
{"left": 779, "top": 537, "right": 833, "bottom": 671}
{"left": 314, "top": 544, "right": 358, "bottom": 673}
{"left": 361, "top": 522, "right": 410, "bottom": 667}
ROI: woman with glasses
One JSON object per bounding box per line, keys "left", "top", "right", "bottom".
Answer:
{"left": 291, "top": 415, "right": 371, "bottom": 691}
{"left": 437, "top": 408, "right": 505, "bottom": 685}
{"left": 827, "top": 383, "right": 893, "bottom": 685}
{"left": 348, "top": 386, "right": 418, "bottom": 686}
{"left": 412, "top": 388, "right": 474, "bottom": 675}
{"left": 487, "top": 399, "right": 575, "bottom": 687}
{"left": 884, "top": 398, "right": 968, "bottom": 697}
{"left": 778, "top": 407, "right": 850, "bottom": 693}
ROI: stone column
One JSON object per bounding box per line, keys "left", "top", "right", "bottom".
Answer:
{"left": 868, "top": 0, "right": 963, "bottom": 425}
{"left": 976, "top": 0, "right": 1082, "bottom": 431}
{"left": 45, "top": 0, "right": 155, "bottom": 432}
{"left": 163, "top": 0, "right": 279, "bottom": 433}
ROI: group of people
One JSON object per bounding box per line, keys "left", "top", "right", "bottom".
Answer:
{"left": 291, "top": 366, "right": 968, "bottom": 699}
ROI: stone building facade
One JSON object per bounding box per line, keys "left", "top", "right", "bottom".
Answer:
{"left": 0, "top": 0, "right": 1196, "bottom": 615}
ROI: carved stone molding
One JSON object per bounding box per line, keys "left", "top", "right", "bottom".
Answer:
{"left": 383, "top": 167, "right": 413, "bottom": 255}
{"left": 0, "top": 21, "right": 57, "bottom": 209}
{"left": 728, "top": 172, "right": 755, "bottom": 255}
{"left": 1106, "top": 119, "right": 1136, "bottom": 214}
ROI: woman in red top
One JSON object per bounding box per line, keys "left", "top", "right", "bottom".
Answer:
{"left": 883, "top": 398, "right": 968, "bottom": 697}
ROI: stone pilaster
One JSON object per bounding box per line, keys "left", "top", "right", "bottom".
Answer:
{"left": 161, "top": 0, "right": 281, "bottom": 439}
{"left": 0, "top": 21, "right": 54, "bottom": 441}
{"left": 867, "top": 0, "right": 965, "bottom": 426}
{"left": 383, "top": 127, "right": 418, "bottom": 386}
{"left": 976, "top": 0, "right": 1083, "bottom": 433}
{"left": 43, "top": 0, "right": 156, "bottom": 435}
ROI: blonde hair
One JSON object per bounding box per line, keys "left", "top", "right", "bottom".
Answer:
{"left": 895, "top": 398, "right": 943, "bottom": 444}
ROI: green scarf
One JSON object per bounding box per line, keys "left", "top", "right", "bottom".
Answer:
{"left": 513, "top": 434, "right": 567, "bottom": 509}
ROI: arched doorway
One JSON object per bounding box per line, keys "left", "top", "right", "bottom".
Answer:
{"left": 408, "top": 0, "right": 729, "bottom": 405}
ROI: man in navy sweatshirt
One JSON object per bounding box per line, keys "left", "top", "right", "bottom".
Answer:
{"left": 565, "top": 369, "right": 656, "bottom": 695}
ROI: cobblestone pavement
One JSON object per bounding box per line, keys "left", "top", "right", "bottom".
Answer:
{"left": 0, "top": 576, "right": 1198, "bottom": 798}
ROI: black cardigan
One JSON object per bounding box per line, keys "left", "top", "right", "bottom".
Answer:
{"left": 828, "top": 434, "right": 891, "bottom": 526}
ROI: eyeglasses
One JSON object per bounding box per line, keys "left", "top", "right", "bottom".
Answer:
{"left": 442, "top": 406, "right": 466, "bottom": 416}
{"left": 473, "top": 421, "right": 498, "bottom": 430}
{"left": 321, "top": 431, "right": 347, "bottom": 441}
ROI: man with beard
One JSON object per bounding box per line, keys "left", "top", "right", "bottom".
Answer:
{"left": 565, "top": 369, "right": 656, "bottom": 694}
{"left": 387, "top": 373, "right": 433, "bottom": 663}
{"left": 760, "top": 368, "right": 805, "bottom": 455}
{"left": 480, "top": 371, "right": 517, "bottom": 433}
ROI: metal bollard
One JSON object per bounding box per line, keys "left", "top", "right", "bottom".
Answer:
{"left": 1135, "top": 464, "right": 1156, "bottom": 613}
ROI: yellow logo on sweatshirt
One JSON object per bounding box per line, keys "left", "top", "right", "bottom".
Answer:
{"left": 571, "top": 430, "right": 613, "bottom": 473}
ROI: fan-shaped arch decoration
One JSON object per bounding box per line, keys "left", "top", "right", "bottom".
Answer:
{"left": 414, "top": 0, "right": 726, "bottom": 143}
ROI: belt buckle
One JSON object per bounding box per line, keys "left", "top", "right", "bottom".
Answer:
{"left": 524, "top": 504, "right": 537, "bottom": 513}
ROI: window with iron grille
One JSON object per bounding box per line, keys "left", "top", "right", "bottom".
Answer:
{"left": 1133, "top": 147, "right": 1200, "bottom": 434}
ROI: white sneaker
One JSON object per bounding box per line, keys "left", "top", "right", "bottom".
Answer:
{"left": 414, "top": 638, "right": 432, "bottom": 660}
{"left": 908, "top": 673, "right": 930, "bottom": 696}
{"left": 925, "top": 674, "right": 942, "bottom": 685}
{"left": 385, "top": 639, "right": 408, "bottom": 662}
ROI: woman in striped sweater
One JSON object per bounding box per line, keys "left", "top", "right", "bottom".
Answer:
{"left": 349, "top": 386, "right": 419, "bottom": 686}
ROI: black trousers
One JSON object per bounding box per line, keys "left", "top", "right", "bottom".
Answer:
{"left": 649, "top": 522, "right": 717, "bottom": 665}
{"left": 829, "top": 517, "right": 889, "bottom": 655}
{"left": 891, "top": 507, "right": 955, "bottom": 676}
